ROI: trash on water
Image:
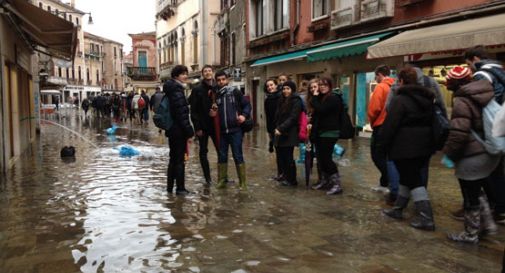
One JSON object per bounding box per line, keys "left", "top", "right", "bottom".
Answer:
{"left": 333, "top": 144, "right": 345, "bottom": 157}
{"left": 441, "top": 155, "right": 455, "bottom": 168}
{"left": 115, "top": 145, "right": 140, "bottom": 157}
{"left": 106, "top": 124, "right": 118, "bottom": 135}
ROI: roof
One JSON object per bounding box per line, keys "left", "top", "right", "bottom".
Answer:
{"left": 45, "top": 0, "right": 84, "bottom": 14}
{"left": 84, "top": 31, "right": 123, "bottom": 46}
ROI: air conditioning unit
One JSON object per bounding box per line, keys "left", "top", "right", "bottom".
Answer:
{"left": 330, "top": 6, "right": 356, "bottom": 30}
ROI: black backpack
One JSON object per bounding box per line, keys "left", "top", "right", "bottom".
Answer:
{"left": 333, "top": 90, "right": 355, "bottom": 139}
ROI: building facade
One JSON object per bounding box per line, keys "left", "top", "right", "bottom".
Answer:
{"left": 155, "top": 0, "right": 220, "bottom": 81}
{"left": 1, "top": 0, "right": 76, "bottom": 172}
{"left": 127, "top": 32, "right": 158, "bottom": 95}
{"left": 245, "top": 0, "right": 505, "bottom": 131}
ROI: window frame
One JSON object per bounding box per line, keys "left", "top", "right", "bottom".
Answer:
{"left": 312, "top": 0, "right": 330, "bottom": 21}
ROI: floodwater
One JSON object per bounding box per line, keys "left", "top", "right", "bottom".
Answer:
{"left": 0, "top": 109, "right": 503, "bottom": 273}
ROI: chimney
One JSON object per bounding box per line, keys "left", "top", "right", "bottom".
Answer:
{"left": 70, "top": 0, "right": 75, "bottom": 7}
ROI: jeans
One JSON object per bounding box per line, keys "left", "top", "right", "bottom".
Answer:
{"left": 315, "top": 137, "right": 339, "bottom": 176}
{"left": 394, "top": 156, "right": 431, "bottom": 190}
{"left": 198, "top": 131, "right": 218, "bottom": 180}
{"left": 371, "top": 127, "right": 388, "bottom": 187}
{"left": 218, "top": 130, "right": 244, "bottom": 164}
{"left": 387, "top": 160, "right": 399, "bottom": 195}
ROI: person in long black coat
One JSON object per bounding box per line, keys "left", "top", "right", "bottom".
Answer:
{"left": 164, "top": 65, "right": 195, "bottom": 195}
{"left": 274, "top": 80, "right": 302, "bottom": 186}
{"left": 381, "top": 66, "right": 436, "bottom": 231}
{"left": 264, "top": 79, "right": 282, "bottom": 180}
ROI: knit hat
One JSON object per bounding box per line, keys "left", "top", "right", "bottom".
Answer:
{"left": 446, "top": 66, "right": 471, "bottom": 80}
{"left": 282, "top": 80, "right": 297, "bottom": 93}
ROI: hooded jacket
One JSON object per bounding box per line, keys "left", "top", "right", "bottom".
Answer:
{"left": 216, "top": 86, "right": 251, "bottom": 134}
{"left": 163, "top": 79, "right": 194, "bottom": 139}
{"left": 473, "top": 60, "right": 505, "bottom": 104}
{"left": 380, "top": 84, "right": 435, "bottom": 160}
{"left": 368, "top": 77, "right": 395, "bottom": 128}
{"left": 443, "top": 80, "right": 495, "bottom": 161}
{"left": 264, "top": 88, "right": 282, "bottom": 134}
{"left": 189, "top": 80, "right": 216, "bottom": 133}
{"left": 275, "top": 83, "right": 302, "bottom": 147}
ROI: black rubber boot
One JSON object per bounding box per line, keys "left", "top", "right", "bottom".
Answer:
{"left": 174, "top": 164, "right": 191, "bottom": 195}
{"left": 281, "top": 162, "right": 297, "bottom": 187}
{"left": 383, "top": 195, "right": 409, "bottom": 219}
{"left": 201, "top": 158, "right": 212, "bottom": 184}
{"left": 410, "top": 200, "right": 435, "bottom": 231}
{"left": 167, "top": 164, "right": 174, "bottom": 193}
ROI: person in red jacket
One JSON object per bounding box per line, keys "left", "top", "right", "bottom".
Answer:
{"left": 368, "top": 65, "right": 395, "bottom": 194}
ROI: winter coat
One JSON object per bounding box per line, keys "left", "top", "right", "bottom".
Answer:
{"left": 216, "top": 86, "right": 251, "bottom": 134}
{"left": 386, "top": 67, "right": 447, "bottom": 118}
{"left": 473, "top": 60, "right": 505, "bottom": 103}
{"left": 163, "top": 79, "right": 194, "bottom": 139}
{"left": 442, "top": 80, "right": 501, "bottom": 179}
{"left": 274, "top": 94, "right": 302, "bottom": 147}
{"left": 264, "top": 90, "right": 281, "bottom": 134}
{"left": 379, "top": 84, "right": 435, "bottom": 160}
{"left": 189, "top": 80, "right": 216, "bottom": 133}
{"left": 311, "top": 92, "right": 342, "bottom": 138}
{"left": 368, "top": 77, "right": 394, "bottom": 128}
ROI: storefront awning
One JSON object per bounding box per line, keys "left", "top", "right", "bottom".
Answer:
{"left": 1, "top": 0, "right": 78, "bottom": 60}
{"left": 307, "top": 32, "right": 392, "bottom": 62}
{"left": 40, "top": 89, "right": 62, "bottom": 95}
{"left": 250, "top": 50, "right": 308, "bottom": 67}
{"left": 367, "top": 13, "right": 505, "bottom": 59}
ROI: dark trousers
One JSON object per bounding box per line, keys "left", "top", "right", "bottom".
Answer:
{"left": 458, "top": 178, "right": 487, "bottom": 210}
{"left": 315, "top": 137, "right": 339, "bottom": 176}
{"left": 218, "top": 130, "right": 244, "bottom": 164}
{"left": 394, "top": 156, "right": 431, "bottom": 190}
{"left": 278, "top": 146, "right": 296, "bottom": 183}
{"left": 167, "top": 128, "right": 187, "bottom": 191}
{"left": 198, "top": 130, "right": 218, "bottom": 180}
{"left": 270, "top": 133, "right": 282, "bottom": 176}
{"left": 487, "top": 159, "right": 505, "bottom": 214}
{"left": 371, "top": 126, "right": 388, "bottom": 187}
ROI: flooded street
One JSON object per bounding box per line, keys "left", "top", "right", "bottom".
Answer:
{"left": 0, "top": 110, "right": 503, "bottom": 273}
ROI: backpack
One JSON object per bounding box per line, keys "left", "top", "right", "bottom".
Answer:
{"left": 471, "top": 99, "right": 505, "bottom": 155}
{"left": 432, "top": 102, "right": 449, "bottom": 151}
{"left": 333, "top": 90, "right": 355, "bottom": 139}
{"left": 153, "top": 95, "right": 173, "bottom": 131}
{"left": 138, "top": 97, "right": 146, "bottom": 109}
{"left": 234, "top": 90, "right": 253, "bottom": 133}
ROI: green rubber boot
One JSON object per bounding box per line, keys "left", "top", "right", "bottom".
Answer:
{"left": 236, "top": 163, "right": 247, "bottom": 191}
{"left": 216, "top": 163, "right": 228, "bottom": 189}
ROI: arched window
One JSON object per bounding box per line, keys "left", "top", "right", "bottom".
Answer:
{"left": 193, "top": 21, "right": 198, "bottom": 64}
{"left": 181, "top": 28, "right": 186, "bottom": 65}
{"left": 86, "top": 68, "right": 90, "bottom": 83}
{"left": 78, "top": 66, "right": 81, "bottom": 81}
{"left": 96, "top": 70, "right": 100, "bottom": 85}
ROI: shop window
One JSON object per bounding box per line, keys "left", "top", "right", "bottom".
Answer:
{"left": 313, "top": 0, "right": 329, "bottom": 19}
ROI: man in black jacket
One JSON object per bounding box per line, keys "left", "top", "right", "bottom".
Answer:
{"left": 189, "top": 65, "right": 218, "bottom": 184}
{"left": 164, "top": 65, "right": 195, "bottom": 195}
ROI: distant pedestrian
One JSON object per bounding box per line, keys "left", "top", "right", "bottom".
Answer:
{"left": 164, "top": 65, "right": 194, "bottom": 195}
{"left": 81, "top": 98, "right": 90, "bottom": 117}
{"left": 132, "top": 92, "right": 143, "bottom": 125}
{"left": 141, "top": 90, "right": 150, "bottom": 124}
{"left": 307, "top": 79, "right": 325, "bottom": 189}
{"left": 150, "top": 87, "right": 164, "bottom": 113}
{"left": 274, "top": 80, "right": 303, "bottom": 187}
{"left": 381, "top": 66, "right": 436, "bottom": 231}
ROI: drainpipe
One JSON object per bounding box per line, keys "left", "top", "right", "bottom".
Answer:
{"left": 201, "top": 0, "right": 208, "bottom": 66}
{"left": 0, "top": 21, "right": 5, "bottom": 174}
{"left": 291, "top": 0, "right": 300, "bottom": 46}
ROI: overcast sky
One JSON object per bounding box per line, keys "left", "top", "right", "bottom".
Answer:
{"left": 75, "top": 0, "right": 156, "bottom": 53}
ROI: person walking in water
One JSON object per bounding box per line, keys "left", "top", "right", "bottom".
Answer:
{"left": 163, "top": 65, "right": 194, "bottom": 195}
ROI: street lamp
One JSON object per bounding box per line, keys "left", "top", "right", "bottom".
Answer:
{"left": 54, "top": 11, "right": 94, "bottom": 25}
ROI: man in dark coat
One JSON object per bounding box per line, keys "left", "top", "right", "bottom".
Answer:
{"left": 189, "top": 65, "right": 218, "bottom": 184}
{"left": 163, "top": 65, "right": 194, "bottom": 195}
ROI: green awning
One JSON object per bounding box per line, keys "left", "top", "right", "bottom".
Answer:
{"left": 250, "top": 50, "right": 308, "bottom": 67}
{"left": 307, "top": 32, "right": 392, "bottom": 62}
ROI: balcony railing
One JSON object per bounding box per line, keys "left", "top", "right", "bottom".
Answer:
{"left": 157, "top": 0, "right": 178, "bottom": 19}
{"left": 360, "top": 0, "right": 394, "bottom": 22}
{"left": 127, "top": 67, "right": 157, "bottom": 81}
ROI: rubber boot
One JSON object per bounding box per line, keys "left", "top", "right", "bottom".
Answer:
{"left": 167, "top": 164, "right": 174, "bottom": 193}
{"left": 216, "top": 163, "right": 228, "bottom": 189}
{"left": 236, "top": 163, "right": 247, "bottom": 190}
{"left": 410, "top": 200, "right": 436, "bottom": 231}
{"left": 201, "top": 157, "right": 212, "bottom": 184}
{"left": 312, "top": 172, "right": 331, "bottom": 190}
{"left": 479, "top": 195, "right": 497, "bottom": 236}
{"left": 383, "top": 195, "right": 410, "bottom": 219}
{"left": 326, "top": 173, "right": 343, "bottom": 195}
{"left": 175, "top": 163, "right": 191, "bottom": 195}
{"left": 448, "top": 208, "right": 480, "bottom": 244}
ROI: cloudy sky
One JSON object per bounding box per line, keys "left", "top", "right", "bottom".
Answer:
{"left": 75, "top": 0, "right": 156, "bottom": 53}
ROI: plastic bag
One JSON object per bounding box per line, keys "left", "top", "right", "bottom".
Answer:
{"left": 116, "top": 145, "right": 140, "bottom": 157}
{"left": 106, "top": 124, "right": 118, "bottom": 135}
{"left": 333, "top": 144, "right": 345, "bottom": 157}
{"left": 441, "top": 155, "right": 455, "bottom": 168}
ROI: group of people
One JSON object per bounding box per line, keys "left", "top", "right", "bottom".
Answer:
{"left": 163, "top": 65, "right": 251, "bottom": 195}
{"left": 368, "top": 46, "right": 505, "bottom": 244}
{"left": 80, "top": 89, "right": 161, "bottom": 125}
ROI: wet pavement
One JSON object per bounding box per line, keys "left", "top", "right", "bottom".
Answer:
{"left": 0, "top": 109, "right": 504, "bottom": 273}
